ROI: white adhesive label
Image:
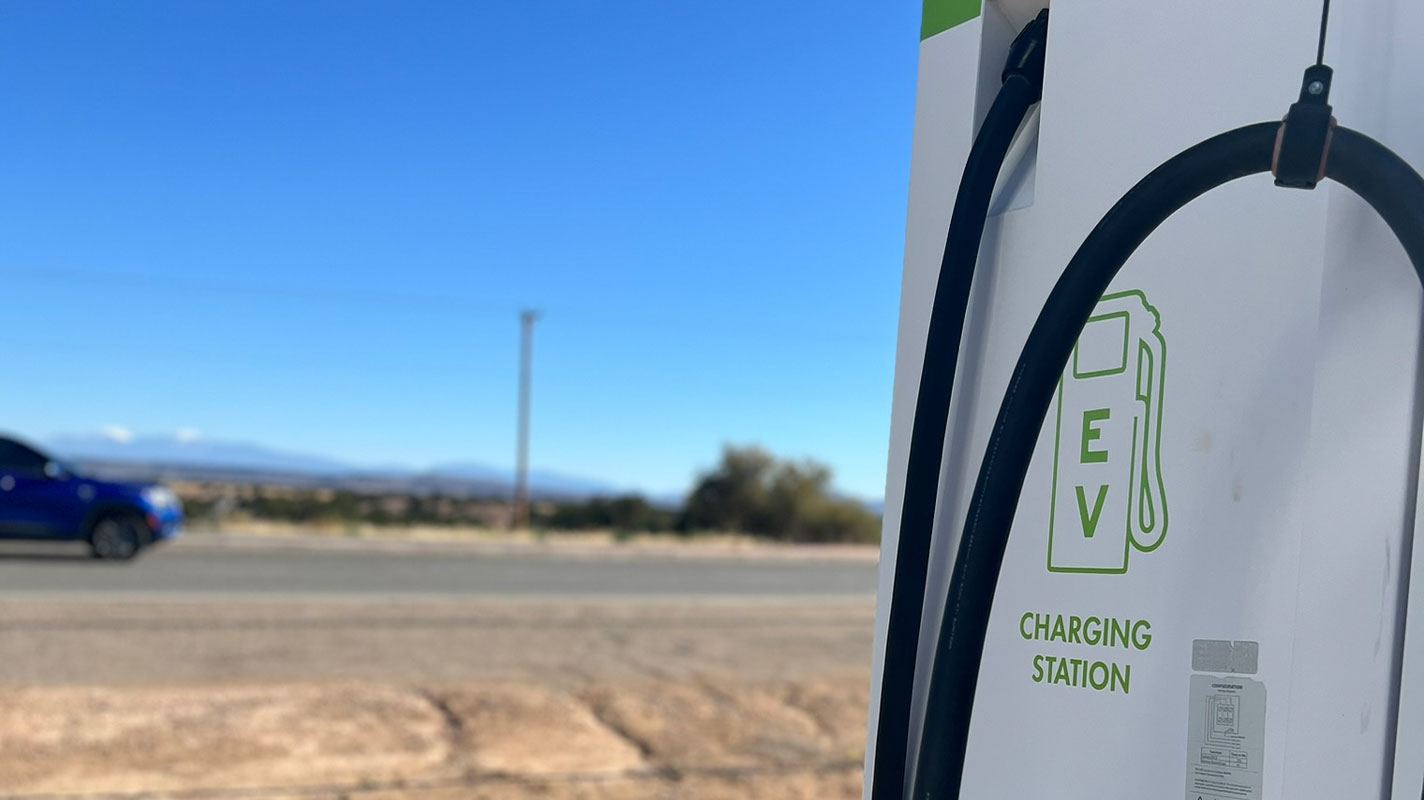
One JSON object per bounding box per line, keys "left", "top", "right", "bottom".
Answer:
{"left": 1185, "top": 675, "right": 1265, "bottom": 800}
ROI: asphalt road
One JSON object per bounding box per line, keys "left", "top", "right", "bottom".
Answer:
{"left": 0, "top": 539, "right": 878, "bottom": 600}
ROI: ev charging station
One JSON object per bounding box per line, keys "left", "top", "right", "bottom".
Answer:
{"left": 866, "top": 1, "right": 1424, "bottom": 798}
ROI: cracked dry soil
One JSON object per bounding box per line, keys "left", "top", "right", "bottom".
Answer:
{"left": 0, "top": 596, "right": 874, "bottom": 798}
{"left": 0, "top": 676, "right": 868, "bottom": 799}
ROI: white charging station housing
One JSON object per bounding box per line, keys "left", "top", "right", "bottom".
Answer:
{"left": 868, "top": 1, "right": 1424, "bottom": 797}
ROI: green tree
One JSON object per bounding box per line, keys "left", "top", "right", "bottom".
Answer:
{"left": 680, "top": 445, "right": 880, "bottom": 544}
{"left": 679, "top": 446, "right": 776, "bottom": 533}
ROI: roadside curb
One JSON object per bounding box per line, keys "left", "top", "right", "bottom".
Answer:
{"left": 172, "top": 531, "right": 881, "bottom": 564}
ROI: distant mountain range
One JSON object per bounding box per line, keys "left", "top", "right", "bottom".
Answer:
{"left": 43, "top": 431, "right": 628, "bottom": 500}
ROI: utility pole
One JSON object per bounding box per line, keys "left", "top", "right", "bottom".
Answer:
{"left": 513, "top": 309, "right": 540, "bottom": 529}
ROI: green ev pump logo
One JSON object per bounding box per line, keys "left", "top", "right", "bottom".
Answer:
{"left": 1047, "top": 290, "right": 1168, "bottom": 574}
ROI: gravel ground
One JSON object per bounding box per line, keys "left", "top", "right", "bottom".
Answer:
{"left": 0, "top": 597, "right": 873, "bottom": 799}
{"left": 0, "top": 676, "right": 869, "bottom": 799}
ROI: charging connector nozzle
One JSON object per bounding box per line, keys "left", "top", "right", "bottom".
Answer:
{"left": 1001, "top": 9, "right": 1050, "bottom": 100}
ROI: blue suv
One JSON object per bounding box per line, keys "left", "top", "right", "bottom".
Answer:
{"left": 0, "top": 435, "right": 183, "bottom": 559}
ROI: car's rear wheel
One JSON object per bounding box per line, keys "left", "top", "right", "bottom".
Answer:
{"left": 88, "top": 514, "right": 148, "bottom": 560}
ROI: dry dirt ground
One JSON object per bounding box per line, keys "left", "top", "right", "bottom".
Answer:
{"left": 0, "top": 599, "right": 873, "bottom": 800}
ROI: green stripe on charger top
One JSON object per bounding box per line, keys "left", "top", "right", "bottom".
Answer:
{"left": 921, "top": 0, "right": 982, "bottom": 40}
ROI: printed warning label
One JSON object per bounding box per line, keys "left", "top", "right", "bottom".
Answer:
{"left": 1185, "top": 675, "right": 1265, "bottom": 800}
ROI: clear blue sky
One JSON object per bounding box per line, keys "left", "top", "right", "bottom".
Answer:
{"left": 0, "top": 1, "right": 920, "bottom": 499}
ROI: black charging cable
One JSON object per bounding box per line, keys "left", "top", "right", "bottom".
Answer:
{"left": 909, "top": 8, "right": 1424, "bottom": 799}
{"left": 870, "top": 12, "right": 1047, "bottom": 800}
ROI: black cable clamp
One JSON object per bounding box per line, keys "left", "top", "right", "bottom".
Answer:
{"left": 1273, "top": 64, "right": 1337, "bottom": 189}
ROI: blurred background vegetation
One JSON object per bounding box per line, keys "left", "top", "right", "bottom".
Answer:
{"left": 179, "top": 445, "right": 881, "bottom": 545}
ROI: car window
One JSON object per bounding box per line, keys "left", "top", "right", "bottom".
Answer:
{"left": 0, "top": 440, "right": 49, "bottom": 474}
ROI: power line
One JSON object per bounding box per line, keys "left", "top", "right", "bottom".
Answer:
{"left": 0, "top": 264, "right": 895, "bottom": 349}
{"left": 0, "top": 265, "right": 520, "bottom": 316}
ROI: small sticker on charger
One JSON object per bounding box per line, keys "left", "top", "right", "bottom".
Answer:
{"left": 1192, "top": 639, "right": 1259, "bottom": 674}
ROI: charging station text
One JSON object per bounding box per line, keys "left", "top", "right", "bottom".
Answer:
{"left": 1020, "top": 611, "right": 1152, "bottom": 695}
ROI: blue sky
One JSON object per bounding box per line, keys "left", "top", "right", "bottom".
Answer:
{"left": 0, "top": 1, "right": 920, "bottom": 499}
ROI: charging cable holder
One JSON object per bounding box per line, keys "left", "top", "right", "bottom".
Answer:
{"left": 1274, "top": 64, "right": 1337, "bottom": 189}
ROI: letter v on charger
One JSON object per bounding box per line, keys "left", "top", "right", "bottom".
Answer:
{"left": 1047, "top": 290, "right": 1168, "bottom": 574}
